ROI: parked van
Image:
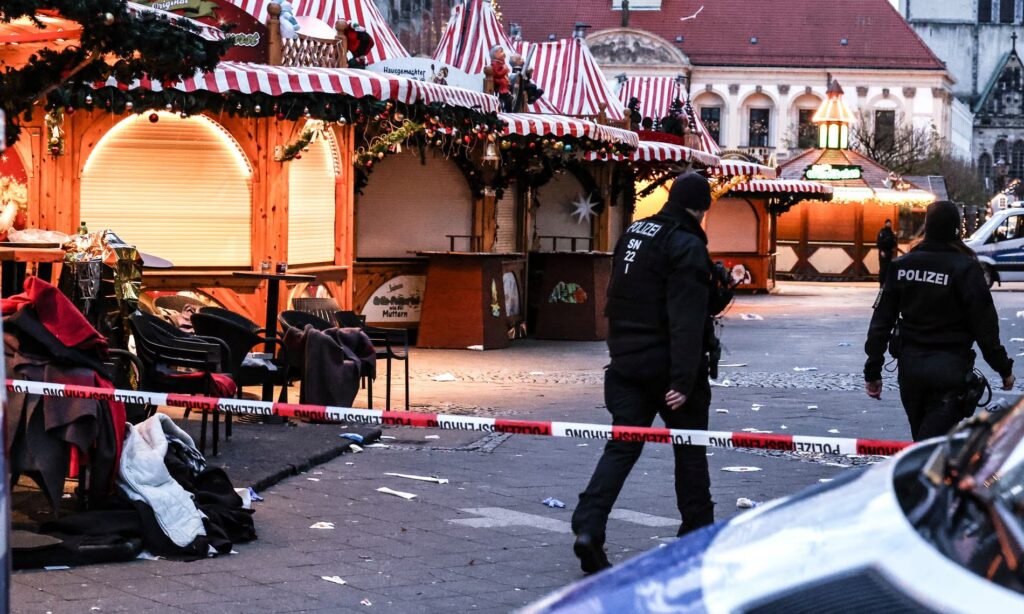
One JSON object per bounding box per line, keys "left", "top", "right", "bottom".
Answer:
{"left": 965, "top": 203, "right": 1024, "bottom": 286}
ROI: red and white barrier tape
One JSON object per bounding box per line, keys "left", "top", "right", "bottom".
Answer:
{"left": 5, "top": 379, "right": 912, "bottom": 457}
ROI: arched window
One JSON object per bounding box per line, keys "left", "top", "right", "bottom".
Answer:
{"left": 1012, "top": 141, "right": 1024, "bottom": 179}
{"left": 994, "top": 139, "right": 1009, "bottom": 167}
{"left": 81, "top": 113, "right": 252, "bottom": 266}
{"left": 979, "top": 153, "right": 993, "bottom": 182}
{"left": 742, "top": 92, "right": 775, "bottom": 149}
{"left": 693, "top": 91, "right": 726, "bottom": 146}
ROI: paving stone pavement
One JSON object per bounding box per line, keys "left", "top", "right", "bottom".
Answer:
{"left": 12, "top": 282, "right": 1024, "bottom": 613}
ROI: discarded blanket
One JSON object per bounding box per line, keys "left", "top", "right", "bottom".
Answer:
{"left": 282, "top": 325, "right": 376, "bottom": 406}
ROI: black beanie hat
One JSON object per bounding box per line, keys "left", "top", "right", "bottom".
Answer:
{"left": 664, "top": 171, "right": 712, "bottom": 214}
{"left": 924, "top": 200, "right": 961, "bottom": 242}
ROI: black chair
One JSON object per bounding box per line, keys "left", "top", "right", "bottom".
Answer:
{"left": 128, "top": 312, "right": 233, "bottom": 456}
{"left": 104, "top": 348, "right": 148, "bottom": 424}
{"left": 200, "top": 307, "right": 269, "bottom": 335}
{"left": 191, "top": 312, "right": 289, "bottom": 406}
{"left": 337, "top": 310, "right": 410, "bottom": 411}
{"left": 278, "top": 310, "right": 375, "bottom": 407}
{"left": 292, "top": 297, "right": 341, "bottom": 326}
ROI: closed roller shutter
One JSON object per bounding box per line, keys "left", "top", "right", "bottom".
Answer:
{"left": 494, "top": 194, "right": 516, "bottom": 253}
{"left": 356, "top": 152, "right": 473, "bottom": 258}
{"left": 81, "top": 113, "right": 252, "bottom": 267}
{"left": 535, "top": 172, "right": 589, "bottom": 252}
{"left": 288, "top": 133, "right": 338, "bottom": 264}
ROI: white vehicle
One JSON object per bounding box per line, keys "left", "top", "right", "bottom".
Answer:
{"left": 966, "top": 205, "right": 1024, "bottom": 286}
{"left": 523, "top": 402, "right": 1024, "bottom": 613}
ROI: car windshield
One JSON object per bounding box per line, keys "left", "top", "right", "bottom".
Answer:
{"left": 969, "top": 214, "right": 1005, "bottom": 242}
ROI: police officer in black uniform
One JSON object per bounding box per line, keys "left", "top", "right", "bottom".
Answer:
{"left": 865, "top": 200, "right": 1015, "bottom": 441}
{"left": 571, "top": 172, "right": 727, "bottom": 574}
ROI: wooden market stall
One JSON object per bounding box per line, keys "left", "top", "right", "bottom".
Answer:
{"left": 775, "top": 81, "right": 935, "bottom": 280}
{"left": 2, "top": 0, "right": 501, "bottom": 325}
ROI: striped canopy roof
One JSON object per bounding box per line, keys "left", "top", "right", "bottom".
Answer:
{"left": 97, "top": 61, "right": 499, "bottom": 112}
{"left": 618, "top": 76, "right": 683, "bottom": 122}
{"left": 710, "top": 159, "right": 778, "bottom": 179}
{"left": 728, "top": 179, "right": 833, "bottom": 196}
{"left": 226, "top": 0, "right": 410, "bottom": 64}
{"left": 433, "top": 0, "right": 513, "bottom": 75}
{"left": 500, "top": 113, "right": 638, "bottom": 147}
{"left": 583, "top": 141, "right": 719, "bottom": 167}
{"left": 516, "top": 38, "right": 624, "bottom": 121}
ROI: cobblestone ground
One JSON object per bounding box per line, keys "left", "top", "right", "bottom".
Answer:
{"left": 13, "top": 282, "right": 1024, "bottom": 613}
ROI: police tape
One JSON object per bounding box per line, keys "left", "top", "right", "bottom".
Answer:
{"left": 5, "top": 379, "right": 913, "bottom": 457}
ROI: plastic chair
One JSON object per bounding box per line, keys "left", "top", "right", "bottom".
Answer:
{"left": 200, "top": 307, "right": 268, "bottom": 335}
{"left": 278, "top": 310, "right": 375, "bottom": 407}
{"left": 291, "top": 297, "right": 341, "bottom": 326}
{"left": 191, "top": 312, "right": 289, "bottom": 406}
{"left": 128, "top": 312, "right": 233, "bottom": 456}
{"left": 337, "top": 310, "right": 410, "bottom": 411}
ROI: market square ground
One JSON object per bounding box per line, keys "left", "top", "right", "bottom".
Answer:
{"left": 13, "top": 282, "right": 1024, "bottom": 613}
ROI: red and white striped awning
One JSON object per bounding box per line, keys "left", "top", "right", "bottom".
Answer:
{"left": 728, "top": 179, "right": 833, "bottom": 195}
{"left": 100, "top": 61, "right": 499, "bottom": 112}
{"left": 584, "top": 141, "right": 719, "bottom": 167}
{"left": 126, "top": 2, "right": 226, "bottom": 41}
{"left": 225, "top": 0, "right": 409, "bottom": 64}
{"left": 618, "top": 76, "right": 683, "bottom": 121}
{"left": 433, "top": 0, "right": 513, "bottom": 75}
{"left": 711, "top": 159, "right": 778, "bottom": 179}
{"left": 500, "top": 113, "right": 638, "bottom": 147}
{"left": 517, "top": 38, "right": 625, "bottom": 121}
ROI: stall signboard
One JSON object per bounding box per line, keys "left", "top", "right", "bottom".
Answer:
{"left": 138, "top": 0, "right": 269, "bottom": 63}
{"left": 368, "top": 57, "right": 482, "bottom": 92}
{"left": 804, "top": 164, "right": 862, "bottom": 181}
{"left": 361, "top": 275, "right": 426, "bottom": 323}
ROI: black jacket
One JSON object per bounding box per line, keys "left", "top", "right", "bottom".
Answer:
{"left": 876, "top": 227, "right": 898, "bottom": 259}
{"left": 864, "top": 242, "right": 1012, "bottom": 381}
{"left": 606, "top": 210, "right": 712, "bottom": 395}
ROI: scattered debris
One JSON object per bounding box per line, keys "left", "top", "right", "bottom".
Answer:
{"left": 339, "top": 433, "right": 364, "bottom": 443}
{"left": 577, "top": 443, "right": 589, "bottom": 446}
{"left": 1017, "top": 311, "right": 1024, "bottom": 318}
{"left": 309, "top": 522, "right": 335, "bottom": 530}
{"left": 248, "top": 487, "right": 264, "bottom": 502}
{"left": 718, "top": 363, "right": 747, "bottom": 368}
{"left": 466, "top": 345, "right": 484, "bottom": 351}
{"left": 807, "top": 405, "right": 818, "bottom": 410}
{"left": 364, "top": 443, "right": 390, "bottom": 449}
{"left": 306, "top": 478, "right": 320, "bottom": 482}
{"left": 361, "top": 598, "right": 373, "bottom": 606}
{"left": 379, "top": 435, "right": 397, "bottom": 440}
{"left": 819, "top": 478, "right": 834, "bottom": 483}
{"left": 321, "top": 576, "right": 347, "bottom": 586}
{"left": 376, "top": 487, "right": 417, "bottom": 500}
{"left": 384, "top": 472, "right": 449, "bottom": 484}
{"left": 793, "top": 367, "right": 818, "bottom": 372}
{"left": 736, "top": 498, "right": 760, "bottom": 509}
{"left": 715, "top": 408, "right": 730, "bottom": 414}
{"left": 350, "top": 444, "right": 363, "bottom": 453}
{"left": 741, "top": 428, "right": 773, "bottom": 434}
{"left": 43, "top": 565, "right": 71, "bottom": 571}
{"left": 542, "top": 497, "right": 566, "bottom": 509}
{"left": 740, "top": 313, "right": 764, "bottom": 320}
{"left": 1011, "top": 337, "right": 1024, "bottom": 342}
{"left": 431, "top": 373, "right": 458, "bottom": 382}
{"left": 424, "top": 435, "right": 440, "bottom": 439}
{"left": 836, "top": 342, "right": 850, "bottom": 347}
{"left": 709, "top": 378, "right": 733, "bottom": 387}
{"left": 827, "top": 428, "right": 840, "bottom": 434}
{"left": 722, "top": 466, "right": 762, "bottom": 473}
{"left": 135, "top": 551, "right": 160, "bottom": 561}
{"left": 529, "top": 371, "right": 545, "bottom": 375}
{"left": 780, "top": 425, "right": 788, "bottom": 430}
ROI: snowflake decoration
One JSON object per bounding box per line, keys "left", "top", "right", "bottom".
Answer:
{"left": 570, "top": 193, "right": 598, "bottom": 225}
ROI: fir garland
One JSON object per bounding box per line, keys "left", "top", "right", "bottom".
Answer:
{"left": 275, "top": 120, "right": 330, "bottom": 162}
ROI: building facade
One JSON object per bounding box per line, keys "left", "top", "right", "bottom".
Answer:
{"left": 498, "top": 0, "right": 960, "bottom": 164}
{"left": 900, "top": 0, "right": 1024, "bottom": 189}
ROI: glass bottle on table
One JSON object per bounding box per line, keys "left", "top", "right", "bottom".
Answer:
{"left": 77, "top": 221, "right": 88, "bottom": 236}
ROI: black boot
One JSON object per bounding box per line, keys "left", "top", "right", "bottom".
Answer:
{"left": 573, "top": 533, "right": 611, "bottom": 574}
{"left": 678, "top": 504, "right": 715, "bottom": 537}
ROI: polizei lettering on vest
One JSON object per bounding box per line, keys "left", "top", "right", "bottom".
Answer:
{"left": 896, "top": 269, "right": 949, "bottom": 286}
{"left": 626, "top": 221, "right": 663, "bottom": 238}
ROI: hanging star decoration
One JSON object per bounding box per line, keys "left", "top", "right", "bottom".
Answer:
{"left": 570, "top": 192, "right": 598, "bottom": 225}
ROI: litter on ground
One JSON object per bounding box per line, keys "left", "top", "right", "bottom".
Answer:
{"left": 542, "top": 497, "right": 566, "bottom": 509}
{"left": 384, "top": 472, "right": 449, "bottom": 484}
{"left": 309, "top": 522, "right": 335, "bottom": 530}
{"left": 349, "top": 444, "right": 363, "bottom": 453}
{"left": 431, "top": 373, "right": 458, "bottom": 382}
{"left": 722, "top": 466, "right": 762, "bottom": 473}
{"left": 828, "top": 428, "right": 840, "bottom": 434}
{"left": 741, "top": 428, "right": 773, "bottom": 434}
{"left": 339, "top": 433, "right": 364, "bottom": 443}
{"left": 424, "top": 435, "right": 440, "bottom": 439}
{"left": 376, "top": 487, "right": 417, "bottom": 500}
{"left": 807, "top": 405, "right": 819, "bottom": 410}
{"left": 736, "top": 498, "right": 760, "bottom": 509}
{"left": 793, "top": 367, "right": 818, "bottom": 372}
{"left": 321, "top": 576, "right": 347, "bottom": 586}
{"left": 740, "top": 313, "right": 764, "bottom": 320}
{"left": 718, "top": 363, "right": 747, "bottom": 368}
{"left": 715, "top": 408, "right": 730, "bottom": 414}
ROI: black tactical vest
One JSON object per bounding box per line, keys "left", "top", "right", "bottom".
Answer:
{"left": 606, "top": 214, "right": 680, "bottom": 328}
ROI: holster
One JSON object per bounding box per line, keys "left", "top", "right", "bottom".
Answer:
{"left": 705, "top": 317, "right": 722, "bottom": 380}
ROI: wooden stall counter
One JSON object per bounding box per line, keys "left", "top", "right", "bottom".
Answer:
{"left": 0, "top": 245, "right": 65, "bottom": 296}
{"left": 416, "top": 252, "right": 525, "bottom": 350}
{"left": 529, "top": 251, "right": 611, "bottom": 341}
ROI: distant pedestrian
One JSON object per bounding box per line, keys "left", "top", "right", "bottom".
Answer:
{"left": 571, "top": 172, "right": 733, "bottom": 574}
{"left": 876, "top": 219, "right": 898, "bottom": 286}
{"left": 864, "top": 201, "right": 1015, "bottom": 441}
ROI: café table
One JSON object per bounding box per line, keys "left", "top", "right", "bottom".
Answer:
{"left": 231, "top": 271, "right": 315, "bottom": 401}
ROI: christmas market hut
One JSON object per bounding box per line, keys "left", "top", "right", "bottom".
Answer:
{"left": 775, "top": 80, "right": 935, "bottom": 280}
{"left": 1, "top": 0, "right": 501, "bottom": 327}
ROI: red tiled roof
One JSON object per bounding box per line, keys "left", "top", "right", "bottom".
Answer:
{"left": 502, "top": 0, "right": 946, "bottom": 71}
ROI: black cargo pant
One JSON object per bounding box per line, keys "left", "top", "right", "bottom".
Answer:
{"left": 897, "top": 349, "right": 971, "bottom": 441}
{"left": 571, "top": 368, "right": 713, "bottom": 542}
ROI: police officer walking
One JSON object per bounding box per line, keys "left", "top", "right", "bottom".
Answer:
{"left": 571, "top": 172, "right": 728, "bottom": 574}
{"left": 876, "top": 219, "right": 898, "bottom": 286}
{"left": 864, "top": 200, "right": 1015, "bottom": 441}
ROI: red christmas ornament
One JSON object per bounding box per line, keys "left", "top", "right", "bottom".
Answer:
{"left": 295, "top": 153, "right": 302, "bottom": 160}
{"left": 528, "top": 142, "right": 536, "bottom": 149}
{"left": 366, "top": 160, "right": 374, "bottom": 168}
{"left": 276, "top": 112, "right": 286, "bottom": 121}
{"left": 148, "top": 113, "right": 159, "bottom": 123}
{"left": 463, "top": 135, "right": 472, "bottom": 144}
